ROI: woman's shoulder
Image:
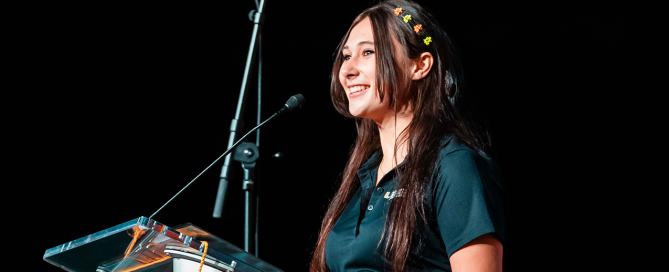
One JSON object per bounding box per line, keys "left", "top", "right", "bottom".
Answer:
{"left": 434, "top": 135, "right": 501, "bottom": 184}
{"left": 438, "top": 135, "right": 474, "bottom": 156}
{"left": 437, "top": 135, "right": 487, "bottom": 161}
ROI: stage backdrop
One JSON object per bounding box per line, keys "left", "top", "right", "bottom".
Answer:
{"left": 23, "top": 1, "right": 644, "bottom": 271}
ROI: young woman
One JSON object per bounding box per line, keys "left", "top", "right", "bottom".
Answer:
{"left": 310, "top": 1, "right": 506, "bottom": 271}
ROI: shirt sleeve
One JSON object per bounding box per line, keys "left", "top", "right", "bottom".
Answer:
{"left": 432, "top": 149, "right": 506, "bottom": 257}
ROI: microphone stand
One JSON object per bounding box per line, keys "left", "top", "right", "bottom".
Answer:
{"left": 148, "top": 95, "right": 303, "bottom": 231}
{"left": 212, "top": 0, "right": 266, "bottom": 256}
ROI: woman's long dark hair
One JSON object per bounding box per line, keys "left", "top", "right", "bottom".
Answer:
{"left": 310, "top": 1, "right": 489, "bottom": 271}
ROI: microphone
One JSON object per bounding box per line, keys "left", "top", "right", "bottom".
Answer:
{"left": 149, "top": 94, "right": 306, "bottom": 220}
{"left": 276, "top": 94, "right": 306, "bottom": 116}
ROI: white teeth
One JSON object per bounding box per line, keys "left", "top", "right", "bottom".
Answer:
{"left": 350, "top": 86, "right": 369, "bottom": 93}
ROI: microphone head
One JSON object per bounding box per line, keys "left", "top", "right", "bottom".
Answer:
{"left": 285, "top": 94, "right": 306, "bottom": 111}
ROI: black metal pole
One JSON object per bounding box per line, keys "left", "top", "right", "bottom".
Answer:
{"left": 242, "top": 162, "right": 256, "bottom": 254}
{"left": 254, "top": 32, "right": 262, "bottom": 258}
{"left": 213, "top": 0, "right": 266, "bottom": 220}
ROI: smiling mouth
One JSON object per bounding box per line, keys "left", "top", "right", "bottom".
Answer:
{"left": 349, "top": 85, "right": 370, "bottom": 94}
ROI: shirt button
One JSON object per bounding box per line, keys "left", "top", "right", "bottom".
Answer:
{"left": 376, "top": 187, "right": 384, "bottom": 193}
{"left": 367, "top": 205, "right": 374, "bottom": 211}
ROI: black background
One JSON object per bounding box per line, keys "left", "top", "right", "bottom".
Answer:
{"left": 17, "top": 0, "right": 648, "bottom": 271}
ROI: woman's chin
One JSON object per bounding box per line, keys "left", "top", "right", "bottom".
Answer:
{"left": 348, "top": 109, "right": 365, "bottom": 118}
{"left": 348, "top": 103, "right": 370, "bottom": 118}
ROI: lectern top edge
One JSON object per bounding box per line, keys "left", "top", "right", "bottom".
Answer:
{"left": 42, "top": 216, "right": 283, "bottom": 272}
{"left": 43, "top": 216, "right": 204, "bottom": 260}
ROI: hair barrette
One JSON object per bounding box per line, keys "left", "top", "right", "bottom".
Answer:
{"left": 395, "top": 7, "right": 432, "bottom": 46}
{"left": 423, "top": 36, "right": 432, "bottom": 45}
{"left": 413, "top": 24, "right": 422, "bottom": 33}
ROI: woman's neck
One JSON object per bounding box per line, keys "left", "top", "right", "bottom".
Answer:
{"left": 375, "top": 111, "right": 413, "bottom": 168}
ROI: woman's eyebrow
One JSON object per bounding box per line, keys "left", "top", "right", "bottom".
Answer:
{"left": 342, "top": 41, "right": 375, "bottom": 50}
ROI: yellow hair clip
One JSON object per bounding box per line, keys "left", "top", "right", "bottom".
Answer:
{"left": 423, "top": 36, "right": 432, "bottom": 45}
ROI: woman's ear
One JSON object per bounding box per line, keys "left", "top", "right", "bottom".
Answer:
{"left": 411, "top": 52, "right": 434, "bottom": 80}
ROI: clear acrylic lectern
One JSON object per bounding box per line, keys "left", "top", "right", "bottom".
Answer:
{"left": 43, "top": 216, "right": 282, "bottom": 272}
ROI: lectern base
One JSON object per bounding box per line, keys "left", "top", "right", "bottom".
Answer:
{"left": 165, "top": 245, "right": 236, "bottom": 272}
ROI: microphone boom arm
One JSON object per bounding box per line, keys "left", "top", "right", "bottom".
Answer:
{"left": 149, "top": 111, "right": 279, "bottom": 220}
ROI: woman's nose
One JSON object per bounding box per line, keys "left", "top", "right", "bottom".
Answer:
{"left": 340, "top": 58, "right": 359, "bottom": 80}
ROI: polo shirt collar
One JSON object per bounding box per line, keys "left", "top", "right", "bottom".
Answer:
{"left": 440, "top": 134, "right": 455, "bottom": 147}
{"left": 356, "top": 150, "right": 383, "bottom": 190}
{"left": 354, "top": 135, "right": 456, "bottom": 190}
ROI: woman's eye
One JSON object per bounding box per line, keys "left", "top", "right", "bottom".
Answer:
{"left": 342, "top": 50, "right": 373, "bottom": 61}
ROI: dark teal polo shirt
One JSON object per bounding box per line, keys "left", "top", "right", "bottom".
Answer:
{"left": 324, "top": 136, "right": 506, "bottom": 271}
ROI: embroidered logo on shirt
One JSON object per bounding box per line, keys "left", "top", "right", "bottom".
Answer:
{"left": 384, "top": 189, "right": 404, "bottom": 199}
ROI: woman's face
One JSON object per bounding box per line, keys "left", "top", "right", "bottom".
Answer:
{"left": 339, "top": 17, "right": 390, "bottom": 121}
